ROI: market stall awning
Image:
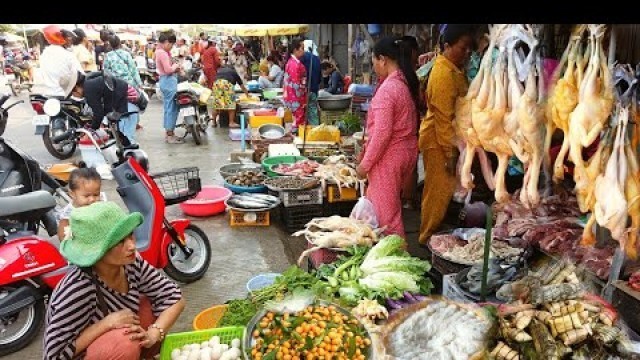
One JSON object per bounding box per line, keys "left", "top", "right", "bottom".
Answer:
{"left": 116, "top": 32, "right": 148, "bottom": 43}
{"left": 1, "top": 33, "right": 25, "bottom": 43}
{"left": 219, "top": 24, "right": 309, "bottom": 37}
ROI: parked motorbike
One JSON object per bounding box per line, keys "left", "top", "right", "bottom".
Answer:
{"left": 139, "top": 67, "right": 159, "bottom": 99}
{"left": 175, "top": 86, "right": 210, "bottom": 145}
{"left": 30, "top": 94, "right": 93, "bottom": 160}
{"left": 0, "top": 94, "right": 68, "bottom": 236}
{"left": 0, "top": 111, "right": 211, "bottom": 356}
{"left": 5, "top": 62, "right": 33, "bottom": 97}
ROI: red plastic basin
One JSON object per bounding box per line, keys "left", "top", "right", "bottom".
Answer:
{"left": 179, "top": 186, "right": 232, "bottom": 217}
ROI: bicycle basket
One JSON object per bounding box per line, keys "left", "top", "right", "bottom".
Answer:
{"left": 150, "top": 167, "right": 201, "bottom": 205}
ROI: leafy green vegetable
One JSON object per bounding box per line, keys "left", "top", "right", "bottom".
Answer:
{"left": 251, "top": 265, "right": 319, "bottom": 305}
{"left": 360, "top": 255, "right": 431, "bottom": 276}
{"left": 361, "top": 236, "right": 407, "bottom": 268}
{"left": 217, "top": 299, "right": 258, "bottom": 327}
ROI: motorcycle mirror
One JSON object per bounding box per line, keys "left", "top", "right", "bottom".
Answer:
{"left": 43, "top": 98, "right": 61, "bottom": 117}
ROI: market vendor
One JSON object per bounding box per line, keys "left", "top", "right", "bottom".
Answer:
{"left": 418, "top": 24, "right": 474, "bottom": 245}
{"left": 43, "top": 202, "right": 184, "bottom": 360}
{"left": 283, "top": 38, "right": 308, "bottom": 129}
{"left": 356, "top": 36, "right": 420, "bottom": 238}
{"left": 211, "top": 64, "right": 249, "bottom": 128}
{"left": 258, "top": 54, "right": 284, "bottom": 89}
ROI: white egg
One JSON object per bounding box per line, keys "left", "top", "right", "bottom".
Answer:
{"left": 187, "top": 351, "right": 200, "bottom": 360}
{"left": 191, "top": 343, "right": 201, "bottom": 351}
{"left": 220, "top": 344, "right": 229, "bottom": 352}
{"left": 183, "top": 344, "right": 192, "bottom": 352}
{"left": 201, "top": 341, "right": 210, "bottom": 348}
{"left": 171, "top": 348, "right": 182, "bottom": 360}
{"left": 210, "top": 335, "right": 221, "bottom": 345}
{"left": 199, "top": 348, "right": 212, "bottom": 360}
{"left": 226, "top": 348, "right": 241, "bottom": 359}
{"left": 230, "top": 338, "right": 241, "bottom": 349}
{"left": 218, "top": 352, "right": 231, "bottom": 360}
{"left": 177, "top": 356, "right": 188, "bottom": 360}
{"left": 210, "top": 345, "right": 222, "bottom": 360}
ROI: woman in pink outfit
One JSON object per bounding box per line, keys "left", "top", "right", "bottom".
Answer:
{"left": 283, "top": 38, "right": 308, "bottom": 128}
{"left": 356, "top": 36, "right": 420, "bottom": 238}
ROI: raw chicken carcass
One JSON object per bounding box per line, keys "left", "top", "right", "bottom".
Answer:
{"left": 569, "top": 25, "right": 615, "bottom": 212}
{"left": 517, "top": 54, "right": 546, "bottom": 208}
{"left": 593, "top": 106, "right": 628, "bottom": 242}
{"left": 473, "top": 49, "right": 513, "bottom": 203}
{"left": 456, "top": 25, "right": 506, "bottom": 191}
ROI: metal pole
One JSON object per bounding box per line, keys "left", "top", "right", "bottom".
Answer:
{"left": 348, "top": 24, "right": 353, "bottom": 78}
{"left": 480, "top": 205, "right": 493, "bottom": 302}
{"left": 21, "top": 24, "right": 28, "bottom": 49}
{"left": 608, "top": 24, "right": 616, "bottom": 67}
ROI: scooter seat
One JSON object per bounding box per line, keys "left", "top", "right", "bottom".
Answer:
{"left": 0, "top": 191, "right": 57, "bottom": 218}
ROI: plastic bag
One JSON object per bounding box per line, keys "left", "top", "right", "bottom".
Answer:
{"left": 350, "top": 196, "right": 378, "bottom": 228}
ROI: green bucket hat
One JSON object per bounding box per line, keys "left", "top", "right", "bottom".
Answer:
{"left": 60, "top": 201, "right": 143, "bottom": 267}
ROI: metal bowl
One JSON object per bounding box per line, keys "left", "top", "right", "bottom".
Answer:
{"left": 219, "top": 163, "right": 264, "bottom": 179}
{"left": 258, "top": 124, "right": 286, "bottom": 140}
{"left": 317, "top": 94, "right": 353, "bottom": 110}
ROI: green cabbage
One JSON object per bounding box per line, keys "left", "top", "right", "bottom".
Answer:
{"left": 359, "top": 271, "right": 419, "bottom": 296}
{"left": 360, "top": 256, "right": 431, "bottom": 277}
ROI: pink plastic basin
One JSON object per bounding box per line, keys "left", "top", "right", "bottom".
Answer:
{"left": 179, "top": 186, "right": 232, "bottom": 217}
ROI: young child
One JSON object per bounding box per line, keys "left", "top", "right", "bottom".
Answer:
{"left": 56, "top": 162, "right": 102, "bottom": 240}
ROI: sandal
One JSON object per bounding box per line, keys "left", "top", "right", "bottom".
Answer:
{"left": 229, "top": 122, "right": 240, "bottom": 129}
{"left": 165, "top": 135, "right": 185, "bottom": 144}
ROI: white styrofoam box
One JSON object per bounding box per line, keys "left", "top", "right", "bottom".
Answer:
{"left": 268, "top": 144, "right": 300, "bottom": 157}
{"left": 79, "top": 144, "right": 108, "bottom": 169}
{"left": 442, "top": 273, "right": 473, "bottom": 303}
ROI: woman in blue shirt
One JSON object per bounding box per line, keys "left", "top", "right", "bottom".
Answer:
{"left": 320, "top": 61, "right": 344, "bottom": 94}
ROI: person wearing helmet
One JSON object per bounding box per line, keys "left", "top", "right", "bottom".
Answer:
{"left": 72, "top": 71, "right": 127, "bottom": 124}
{"left": 40, "top": 25, "right": 83, "bottom": 97}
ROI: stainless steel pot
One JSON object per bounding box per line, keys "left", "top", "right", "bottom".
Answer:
{"left": 317, "top": 94, "right": 353, "bottom": 110}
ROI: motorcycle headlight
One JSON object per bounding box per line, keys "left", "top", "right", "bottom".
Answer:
{"left": 43, "top": 98, "right": 61, "bottom": 117}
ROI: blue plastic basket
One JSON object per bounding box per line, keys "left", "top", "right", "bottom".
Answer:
{"left": 246, "top": 273, "right": 280, "bottom": 294}
{"left": 223, "top": 181, "right": 267, "bottom": 194}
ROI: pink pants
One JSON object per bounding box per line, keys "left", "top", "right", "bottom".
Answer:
{"left": 366, "top": 149, "right": 417, "bottom": 238}
{"left": 85, "top": 297, "right": 160, "bottom": 360}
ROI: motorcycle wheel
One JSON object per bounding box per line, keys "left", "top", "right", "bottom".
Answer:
{"left": 164, "top": 224, "right": 211, "bottom": 283}
{"left": 189, "top": 123, "right": 201, "bottom": 145}
{"left": 0, "top": 286, "right": 45, "bottom": 356}
{"left": 42, "top": 124, "right": 76, "bottom": 160}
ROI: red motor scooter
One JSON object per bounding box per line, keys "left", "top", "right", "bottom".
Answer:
{"left": 0, "top": 112, "right": 211, "bottom": 356}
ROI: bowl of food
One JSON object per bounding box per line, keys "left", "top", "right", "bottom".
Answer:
{"left": 224, "top": 170, "right": 267, "bottom": 194}
{"left": 179, "top": 186, "right": 232, "bottom": 217}
{"left": 258, "top": 124, "right": 286, "bottom": 140}
{"left": 317, "top": 94, "right": 353, "bottom": 111}
{"left": 244, "top": 300, "right": 372, "bottom": 360}
{"left": 219, "top": 163, "right": 264, "bottom": 179}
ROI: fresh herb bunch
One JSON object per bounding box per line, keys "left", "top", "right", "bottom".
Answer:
{"left": 217, "top": 298, "right": 258, "bottom": 327}
{"left": 337, "top": 113, "right": 362, "bottom": 135}
{"left": 251, "top": 266, "right": 319, "bottom": 305}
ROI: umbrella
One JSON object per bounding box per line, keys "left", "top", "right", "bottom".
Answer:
{"left": 219, "top": 24, "right": 309, "bottom": 37}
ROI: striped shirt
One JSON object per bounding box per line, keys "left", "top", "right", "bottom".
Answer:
{"left": 43, "top": 255, "right": 182, "bottom": 360}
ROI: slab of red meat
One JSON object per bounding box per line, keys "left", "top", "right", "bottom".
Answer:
{"left": 629, "top": 271, "right": 640, "bottom": 291}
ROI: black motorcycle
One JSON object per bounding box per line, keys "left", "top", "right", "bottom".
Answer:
{"left": 0, "top": 94, "right": 68, "bottom": 236}
{"left": 30, "top": 94, "right": 93, "bottom": 160}
{"left": 175, "top": 88, "right": 210, "bottom": 145}
{"left": 139, "top": 67, "right": 159, "bottom": 99}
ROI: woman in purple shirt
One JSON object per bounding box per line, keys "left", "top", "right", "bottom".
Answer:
{"left": 155, "top": 32, "right": 184, "bottom": 144}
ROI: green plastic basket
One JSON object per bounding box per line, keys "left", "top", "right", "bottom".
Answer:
{"left": 261, "top": 155, "right": 307, "bottom": 177}
{"left": 159, "top": 326, "right": 245, "bottom": 360}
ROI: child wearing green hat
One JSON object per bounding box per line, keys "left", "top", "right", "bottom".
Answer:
{"left": 44, "top": 201, "right": 185, "bottom": 360}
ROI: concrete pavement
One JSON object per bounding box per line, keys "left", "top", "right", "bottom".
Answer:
{"left": 0, "top": 75, "right": 428, "bottom": 359}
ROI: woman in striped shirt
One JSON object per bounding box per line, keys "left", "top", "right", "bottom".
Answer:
{"left": 44, "top": 202, "right": 185, "bottom": 360}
